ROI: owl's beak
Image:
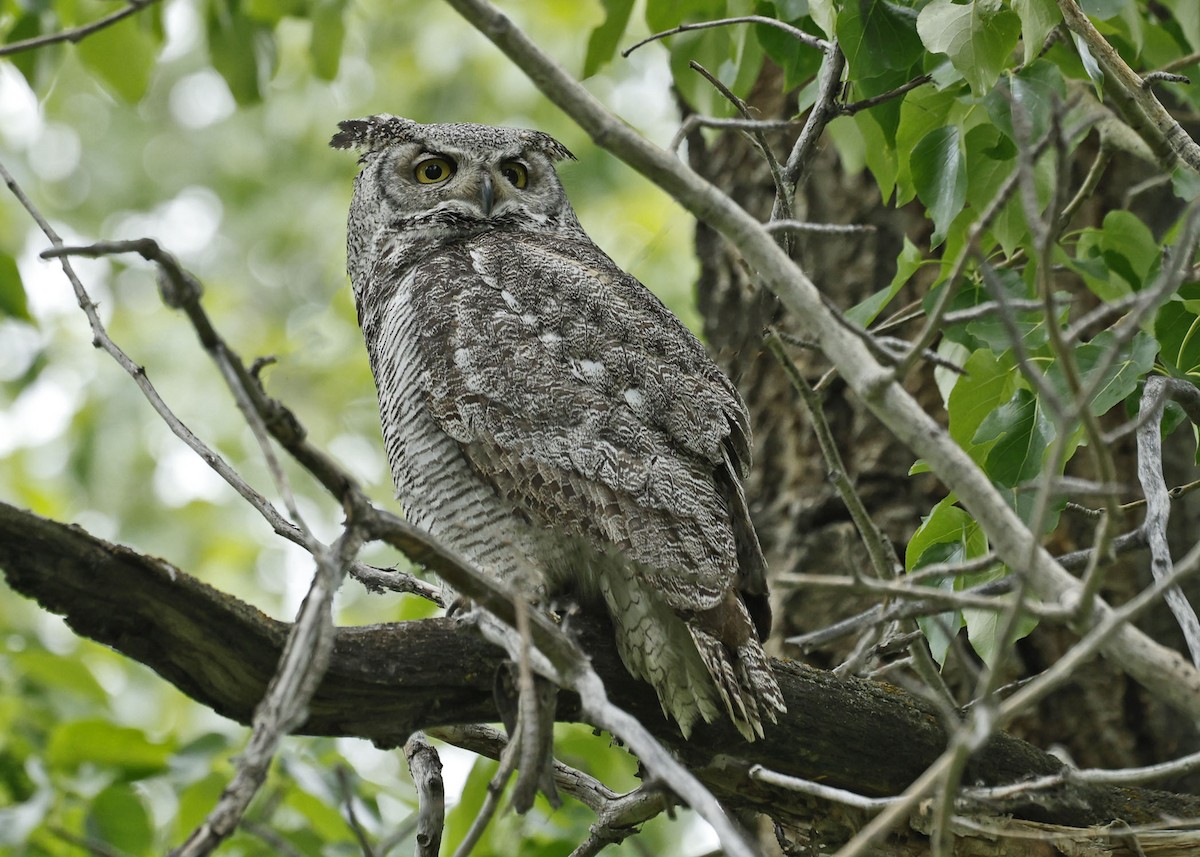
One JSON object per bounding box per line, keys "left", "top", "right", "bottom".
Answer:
{"left": 480, "top": 173, "right": 495, "bottom": 216}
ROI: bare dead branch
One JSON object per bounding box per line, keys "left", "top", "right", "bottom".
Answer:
{"left": 688, "top": 60, "right": 793, "bottom": 227}
{"left": 764, "top": 219, "right": 876, "bottom": 235}
{"left": 750, "top": 766, "right": 895, "bottom": 811}
{"left": 0, "top": 164, "right": 314, "bottom": 554}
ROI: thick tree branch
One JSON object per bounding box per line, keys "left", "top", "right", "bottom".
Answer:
{"left": 5, "top": 500, "right": 1200, "bottom": 847}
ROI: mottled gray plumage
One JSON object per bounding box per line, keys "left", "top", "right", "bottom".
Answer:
{"left": 332, "top": 115, "right": 785, "bottom": 739}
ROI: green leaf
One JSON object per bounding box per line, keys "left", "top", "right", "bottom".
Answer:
{"left": 847, "top": 110, "right": 899, "bottom": 198}
{"left": 76, "top": 13, "right": 159, "bottom": 102}
{"left": 12, "top": 650, "right": 107, "bottom": 702}
{"left": 916, "top": 0, "right": 1021, "bottom": 95}
{"left": 1156, "top": 286, "right": 1200, "bottom": 378}
{"left": 837, "top": 0, "right": 924, "bottom": 81}
{"left": 808, "top": 0, "right": 836, "bottom": 37}
{"left": 584, "top": 0, "right": 635, "bottom": 78}
{"left": 894, "top": 84, "right": 960, "bottom": 204}
{"left": 1080, "top": 0, "right": 1128, "bottom": 17}
{"left": 1163, "top": 0, "right": 1200, "bottom": 53}
{"left": 948, "top": 348, "right": 1015, "bottom": 459}
{"left": 906, "top": 496, "right": 988, "bottom": 666}
{"left": 244, "top": 0, "right": 305, "bottom": 23}
{"left": 984, "top": 61, "right": 1068, "bottom": 146}
{"left": 974, "top": 388, "right": 1053, "bottom": 487}
{"left": 286, "top": 787, "right": 357, "bottom": 842}
{"left": 309, "top": 0, "right": 345, "bottom": 81}
{"left": 0, "top": 252, "right": 31, "bottom": 322}
{"left": 4, "top": 12, "right": 44, "bottom": 90}
{"left": 87, "top": 784, "right": 154, "bottom": 854}
{"left": 1099, "top": 210, "right": 1159, "bottom": 290}
{"left": 911, "top": 125, "right": 967, "bottom": 246}
{"left": 846, "top": 237, "right": 922, "bottom": 327}
{"left": 1070, "top": 210, "right": 1160, "bottom": 298}
{"left": 963, "top": 564, "right": 1038, "bottom": 668}
{"left": 961, "top": 269, "right": 1054, "bottom": 354}
{"left": 208, "top": 8, "right": 272, "bottom": 104}
{"left": 1071, "top": 30, "right": 1105, "bottom": 94}
{"left": 48, "top": 720, "right": 173, "bottom": 780}
{"left": 645, "top": 0, "right": 726, "bottom": 33}
{"left": 1013, "top": 0, "right": 1061, "bottom": 64}
{"left": 1044, "top": 329, "right": 1157, "bottom": 415}
{"left": 176, "top": 772, "right": 229, "bottom": 838}
{"left": 755, "top": 5, "right": 823, "bottom": 90}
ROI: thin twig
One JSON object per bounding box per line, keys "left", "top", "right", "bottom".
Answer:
{"left": 451, "top": 736, "right": 519, "bottom": 857}
{"left": 765, "top": 219, "right": 876, "bottom": 235}
{"left": 786, "top": 526, "right": 1150, "bottom": 654}
{"left": 765, "top": 331, "right": 899, "bottom": 582}
{"left": 0, "top": 0, "right": 160, "bottom": 58}
{"left": 350, "top": 562, "right": 445, "bottom": 606}
{"left": 778, "top": 42, "right": 846, "bottom": 190}
{"left": 750, "top": 766, "right": 895, "bottom": 810}
{"left": 839, "top": 74, "right": 933, "bottom": 116}
{"left": 335, "top": 766, "right": 378, "bottom": 857}
{"left": 688, "top": 60, "right": 792, "bottom": 229}
{"left": 621, "top": 15, "right": 827, "bottom": 58}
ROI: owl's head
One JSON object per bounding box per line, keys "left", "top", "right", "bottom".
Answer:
{"left": 333, "top": 116, "right": 584, "bottom": 285}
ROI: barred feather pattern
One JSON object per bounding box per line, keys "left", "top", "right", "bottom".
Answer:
{"left": 335, "top": 117, "right": 785, "bottom": 739}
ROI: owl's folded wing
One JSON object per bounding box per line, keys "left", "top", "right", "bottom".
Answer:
{"left": 412, "top": 234, "right": 765, "bottom": 614}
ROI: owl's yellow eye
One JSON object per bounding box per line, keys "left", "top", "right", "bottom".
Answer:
{"left": 500, "top": 161, "right": 528, "bottom": 189}
{"left": 415, "top": 157, "right": 455, "bottom": 184}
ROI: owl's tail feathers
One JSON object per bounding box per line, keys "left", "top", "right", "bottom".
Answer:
{"left": 688, "top": 599, "right": 786, "bottom": 742}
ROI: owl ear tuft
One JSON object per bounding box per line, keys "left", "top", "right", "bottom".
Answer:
{"left": 526, "top": 131, "right": 576, "bottom": 163}
{"left": 330, "top": 115, "right": 417, "bottom": 152}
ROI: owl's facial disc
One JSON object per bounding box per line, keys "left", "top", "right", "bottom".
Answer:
{"left": 402, "top": 147, "right": 540, "bottom": 224}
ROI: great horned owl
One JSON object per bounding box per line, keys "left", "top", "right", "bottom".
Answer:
{"left": 331, "top": 115, "right": 785, "bottom": 740}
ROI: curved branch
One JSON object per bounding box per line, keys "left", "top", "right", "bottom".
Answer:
{"left": 4, "top": 501, "right": 1200, "bottom": 840}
